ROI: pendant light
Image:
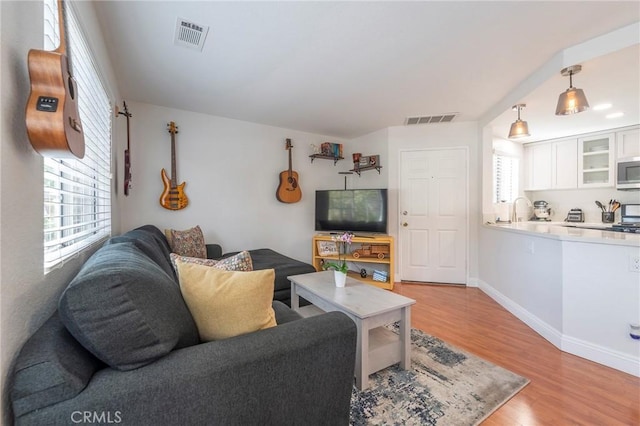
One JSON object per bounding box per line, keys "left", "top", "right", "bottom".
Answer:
{"left": 508, "top": 104, "right": 530, "bottom": 139}
{"left": 555, "top": 65, "right": 589, "bottom": 115}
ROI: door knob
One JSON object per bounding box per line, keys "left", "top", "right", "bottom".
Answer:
{"left": 402, "top": 222, "right": 408, "bottom": 227}
{"left": 402, "top": 211, "right": 408, "bottom": 215}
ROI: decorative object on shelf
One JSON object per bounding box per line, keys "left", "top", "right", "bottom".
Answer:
{"left": 352, "top": 152, "right": 361, "bottom": 163}
{"left": 322, "top": 232, "right": 354, "bottom": 286}
{"left": 352, "top": 244, "right": 390, "bottom": 259}
{"left": 508, "top": 104, "right": 530, "bottom": 139}
{"left": 117, "top": 101, "right": 133, "bottom": 196}
{"left": 350, "top": 154, "right": 382, "bottom": 175}
{"left": 372, "top": 270, "right": 389, "bottom": 283}
{"left": 316, "top": 240, "right": 338, "bottom": 256}
{"left": 160, "top": 121, "right": 189, "bottom": 210}
{"left": 555, "top": 64, "right": 589, "bottom": 115}
{"left": 321, "top": 142, "right": 343, "bottom": 158}
{"left": 276, "top": 138, "right": 302, "bottom": 203}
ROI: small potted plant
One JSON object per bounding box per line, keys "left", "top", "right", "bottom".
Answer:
{"left": 322, "top": 232, "right": 354, "bottom": 287}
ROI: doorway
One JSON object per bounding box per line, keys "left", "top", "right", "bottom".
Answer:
{"left": 399, "top": 148, "right": 468, "bottom": 284}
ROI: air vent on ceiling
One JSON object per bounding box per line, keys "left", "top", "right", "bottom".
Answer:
{"left": 174, "top": 17, "right": 209, "bottom": 52}
{"left": 405, "top": 113, "right": 458, "bottom": 125}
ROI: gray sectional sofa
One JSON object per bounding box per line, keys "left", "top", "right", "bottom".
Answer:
{"left": 11, "top": 225, "right": 356, "bottom": 425}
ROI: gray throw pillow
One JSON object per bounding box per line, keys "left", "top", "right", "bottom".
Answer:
{"left": 58, "top": 242, "right": 199, "bottom": 371}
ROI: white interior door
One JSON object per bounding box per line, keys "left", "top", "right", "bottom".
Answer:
{"left": 399, "top": 149, "right": 467, "bottom": 284}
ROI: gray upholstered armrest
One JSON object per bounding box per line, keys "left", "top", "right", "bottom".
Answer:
{"left": 16, "top": 312, "right": 356, "bottom": 426}
{"left": 205, "top": 243, "right": 222, "bottom": 259}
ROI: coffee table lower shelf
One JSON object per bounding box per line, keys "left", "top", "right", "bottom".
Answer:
{"left": 299, "top": 305, "right": 402, "bottom": 376}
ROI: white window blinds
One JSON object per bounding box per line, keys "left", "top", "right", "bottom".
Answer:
{"left": 493, "top": 153, "right": 519, "bottom": 203}
{"left": 43, "top": 0, "right": 112, "bottom": 271}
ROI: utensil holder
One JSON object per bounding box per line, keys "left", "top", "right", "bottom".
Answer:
{"left": 601, "top": 212, "right": 614, "bottom": 223}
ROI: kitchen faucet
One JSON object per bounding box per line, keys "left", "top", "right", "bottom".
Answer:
{"left": 512, "top": 196, "right": 532, "bottom": 223}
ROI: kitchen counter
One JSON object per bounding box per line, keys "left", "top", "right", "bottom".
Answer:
{"left": 484, "top": 221, "right": 640, "bottom": 247}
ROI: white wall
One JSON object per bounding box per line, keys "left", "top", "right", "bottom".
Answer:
{"left": 0, "top": 2, "right": 120, "bottom": 423}
{"left": 386, "top": 122, "right": 480, "bottom": 282}
{"left": 118, "top": 101, "right": 384, "bottom": 261}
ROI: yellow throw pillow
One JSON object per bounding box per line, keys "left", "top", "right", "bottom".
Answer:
{"left": 177, "top": 261, "right": 276, "bottom": 341}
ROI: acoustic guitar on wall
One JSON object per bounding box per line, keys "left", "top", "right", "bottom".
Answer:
{"left": 160, "top": 121, "right": 188, "bottom": 210}
{"left": 25, "top": 0, "right": 85, "bottom": 159}
{"left": 276, "top": 138, "right": 302, "bottom": 203}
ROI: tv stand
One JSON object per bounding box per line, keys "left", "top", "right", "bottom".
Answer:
{"left": 312, "top": 234, "right": 394, "bottom": 290}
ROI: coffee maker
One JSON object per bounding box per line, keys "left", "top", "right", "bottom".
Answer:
{"left": 531, "top": 200, "right": 552, "bottom": 221}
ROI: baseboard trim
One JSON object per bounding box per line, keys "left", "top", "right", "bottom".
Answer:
{"left": 477, "top": 279, "right": 639, "bottom": 377}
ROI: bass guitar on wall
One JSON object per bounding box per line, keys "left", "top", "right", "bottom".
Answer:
{"left": 160, "top": 121, "right": 188, "bottom": 210}
{"left": 25, "top": 0, "right": 84, "bottom": 158}
{"left": 276, "top": 138, "right": 302, "bottom": 203}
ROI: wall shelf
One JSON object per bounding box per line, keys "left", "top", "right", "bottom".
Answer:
{"left": 309, "top": 154, "right": 343, "bottom": 165}
{"left": 350, "top": 165, "right": 382, "bottom": 176}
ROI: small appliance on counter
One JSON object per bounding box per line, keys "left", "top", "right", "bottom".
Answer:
{"left": 530, "top": 200, "right": 552, "bottom": 221}
{"left": 565, "top": 208, "right": 584, "bottom": 222}
{"left": 612, "top": 204, "right": 640, "bottom": 233}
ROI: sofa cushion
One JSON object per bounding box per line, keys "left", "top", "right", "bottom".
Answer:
{"left": 58, "top": 242, "right": 199, "bottom": 371}
{"left": 11, "top": 313, "right": 104, "bottom": 417}
{"left": 106, "top": 225, "right": 176, "bottom": 280}
{"left": 169, "top": 225, "right": 207, "bottom": 258}
{"left": 177, "top": 261, "right": 276, "bottom": 341}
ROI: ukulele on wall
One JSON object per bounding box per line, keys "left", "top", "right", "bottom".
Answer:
{"left": 25, "top": 0, "right": 85, "bottom": 159}
{"left": 160, "top": 121, "right": 188, "bottom": 210}
{"left": 117, "top": 101, "right": 132, "bottom": 196}
{"left": 276, "top": 138, "right": 302, "bottom": 203}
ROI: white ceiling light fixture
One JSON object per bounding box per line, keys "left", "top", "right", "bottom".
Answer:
{"left": 508, "top": 104, "right": 530, "bottom": 139}
{"left": 555, "top": 64, "right": 590, "bottom": 115}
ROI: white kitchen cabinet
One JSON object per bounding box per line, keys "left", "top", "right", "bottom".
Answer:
{"left": 524, "top": 139, "right": 577, "bottom": 190}
{"left": 551, "top": 139, "right": 578, "bottom": 189}
{"left": 578, "top": 133, "right": 614, "bottom": 188}
{"left": 524, "top": 143, "right": 551, "bottom": 190}
{"left": 616, "top": 127, "right": 640, "bottom": 159}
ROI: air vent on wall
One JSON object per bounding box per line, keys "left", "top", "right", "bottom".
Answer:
{"left": 174, "top": 17, "right": 209, "bottom": 52}
{"left": 405, "top": 113, "right": 458, "bottom": 125}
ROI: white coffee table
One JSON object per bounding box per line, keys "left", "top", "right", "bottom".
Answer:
{"left": 288, "top": 270, "right": 416, "bottom": 390}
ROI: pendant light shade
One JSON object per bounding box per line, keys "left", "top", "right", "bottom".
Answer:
{"left": 508, "top": 104, "right": 530, "bottom": 139}
{"left": 555, "top": 65, "right": 589, "bottom": 115}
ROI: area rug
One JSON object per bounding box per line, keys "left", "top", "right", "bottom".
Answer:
{"left": 349, "top": 326, "right": 529, "bottom": 425}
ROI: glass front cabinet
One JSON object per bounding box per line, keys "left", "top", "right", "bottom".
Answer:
{"left": 577, "top": 133, "right": 615, "bottom": 188}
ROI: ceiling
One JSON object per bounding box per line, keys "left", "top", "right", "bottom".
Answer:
{"left": 93, "top": 1, "right": 640, "bottom": 140}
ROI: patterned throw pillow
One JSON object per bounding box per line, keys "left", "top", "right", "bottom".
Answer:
{"left": 170, "top": 253, "right": 219, "bottom": 272}
{"left": 170, "top": 226, "right": 207, "bottom": 258}
{"left": 214, "top": 251, "right": 253, "bottom": 272}
{"left": 171, "top": 251, "right": 253, "bottom": 277}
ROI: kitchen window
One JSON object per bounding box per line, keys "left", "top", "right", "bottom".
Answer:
{"left": 493, "top": 152, "right": 519, "bottom": 203}
{"left": 43, "top": 0, "right": 112, "bottom": 271}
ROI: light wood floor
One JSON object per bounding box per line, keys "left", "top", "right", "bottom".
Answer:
{"left": 392, "top": 282, "right": 640, "bottom": 426}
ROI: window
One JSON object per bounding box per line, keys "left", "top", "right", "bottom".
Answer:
{"left": 493, "top": 153, "right": 519, "bottom": 203}
{"left": 43, "top": 0, "right": 112, "bottom": 271}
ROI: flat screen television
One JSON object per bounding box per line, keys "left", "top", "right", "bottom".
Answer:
{"left": 315, "top": 189, "right": 388, "bottom": 234}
